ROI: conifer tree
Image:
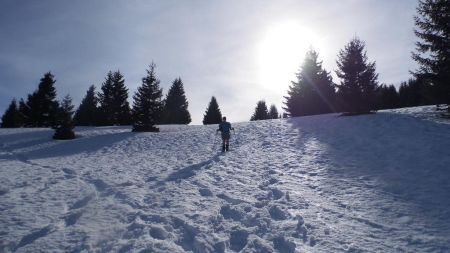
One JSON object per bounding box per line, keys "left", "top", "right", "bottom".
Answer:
{"left": 112, "top": 71, "right": 132, "bottom": 125}
{"left": 162, "top": 78, "right": 191, "bottom": 124}
{"left": 98, "top": 71, "right": 131, "bottom": 125}
{"left": 398, "top": 78, "right": 433, "bottom": 107}
{"left": 24, "top": 72, "right": 60, "bottom": 127}
{"left": 53, "top": 94, "right": 75, "bottom": 140}
{"left": 377, "top": 84, "right": 400, "bottom": 109}
{"left": 268, "top": 104, "right": 279, "bottom": 119}
{"left": 97, "top": 71, "right": 114, "bottom": 125}
{"left": 18, "top": 98, "right": 30, "bottom": 126}
{"left": 1, "top": 99, "right": 23, "bottom": 128}
{"left": 203, "top": 96, "right": 222, "bottom": 125}
{"left": 132, "top": 63, "right": 163, "bottom": 132}
{"left": 412, "top": 0, "right": 450, "bottom": 112}
{"left": 284, "top": 50, "right": 335, "bottom": 117}
{"left": 250, "top": 100, "right": 269, "bottom": 121}
{"left": 74, "top": 85, "right": 98, "bottom": 126}
{"left": 335, "top": 38, "right": 379, "bottom": 114}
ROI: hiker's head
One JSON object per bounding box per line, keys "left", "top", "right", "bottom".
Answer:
{"left": 222, "top": 117, "right": 226, "bottom": 122}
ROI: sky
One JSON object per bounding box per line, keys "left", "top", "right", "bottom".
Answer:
{"left": 0, "top": 0, "right": 419, "bottom": 124}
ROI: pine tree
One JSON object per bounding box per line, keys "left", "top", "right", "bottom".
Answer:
{"left": 132, "top": 63, "right": 163, "bottom": 132}
{"left": 250, "top": 100, "right": 269, "bottom": 121}
{"left": 24, "top": 72, "right": 60, "bottom": 127}
{"left": 74, "top": 85, "right": 98, "bottom": 126}
{"left": 203, "top": 96, "right": 222, "bottom": 125}
{"left": 412, "top": 0, "right": 450, "bottom": 112}
{"left": 53, "top": 94, "right": 75, "bottom": 140}
{"left": 268, "top": 104, "right": 279, "bottom": 119}
{"left": 335, "top": 38, "right": 379, "bottom": 114}
{"left": 284, "top": 50, "right": 335, "bottom": 117}
{"left": 98, "top": 71, "right": 131, "bottom": 125}
{"left": 162, "top": 78, "right": 191, "bottom": 124}
{"left": 1, "top": 99, "right": 23, "bottom": 128}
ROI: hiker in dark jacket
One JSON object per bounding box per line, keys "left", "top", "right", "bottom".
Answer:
{"left": 217, "top": 116, "right": 234, "bottom": 152}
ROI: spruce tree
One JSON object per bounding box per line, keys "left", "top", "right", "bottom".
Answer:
{"left": 112, "top": 71, "right": 132, "bottom": 125}
{"left": 97, "top": 71, "right": 115, "bottom": 125}
{"left": 18, "top": 98, "right": 30, "bottom": 126}
{"left": 203, "top": 96, "right": 222, "bottom": 125}
{"left": 335, "top": 38, "right": 379, "bottom": 114}
{"left": 98, "top": 71, "right": 131, "bottom": 125}
{"left": 53, "top": 94, "right": 75, "bottom": 140}
{"left": 74, "top": 85, "right": 98, "bottom": 126}
{"left": 250, "top": 100, "right": 269, "bottom": 121}
{"left": 132, "top": 63, "right": 163, "bottom": 132}
{"left": 412, "top": 0, "right": 450, "bottom": 112}
{"left": 398, "top": 78, "right": 434, "bottom": 107}
{"left": 162, "top": 78, "right": 191, "bottom": 124}
{"left": 377, "top": 84, "right": 400, "bottom": 110}
{"left": 24, "top": 72, "right": 60, "bottom": 127}
{"left": 1, "top": 99, "right": 23, "bottom": 128}
{"left": 268, "top": 104, "right": 279, "bottom": 119}
{"left": 284, "top": 50, "right": 335, "bottom": 117}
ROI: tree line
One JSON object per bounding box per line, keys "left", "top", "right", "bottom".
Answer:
{"left": 2, "top": 0, "right": 449, "bottom": 134}
{"left": 283, "top": 0, "right": 449, "bottom": 117}
{"left": 1, "top": 64, "right": 192, "bottom": 138}
{"left": 202, "top": 0, "right": 449, "bottom": 122}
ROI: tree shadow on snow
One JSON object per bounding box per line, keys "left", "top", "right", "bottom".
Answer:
{"left": 286, "top": 112, "right": 450, "bottom": 212}
{"left": 2, "top": 131, "right": 134, "bottom": 160}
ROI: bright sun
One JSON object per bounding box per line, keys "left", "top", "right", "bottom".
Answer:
{"left": 257, "top": 21, "right": 323, "bottom": 92}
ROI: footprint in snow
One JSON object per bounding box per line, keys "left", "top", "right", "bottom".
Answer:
{"left": 199, "top": 188, "right": 213, "bottom": 197}
{"left": 220, "top": 205, "right": 243, "bottom": 221}
{"left": 63, "top": 211, "right": 83, "bottom": 226}
{"left": 229, "top": 229, "right": 249, "bottom": 252}
{"left": 269, "top": 188, "right": 284, "bottom": 200}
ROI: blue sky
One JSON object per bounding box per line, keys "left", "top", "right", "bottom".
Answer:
{"left": 0, "top": 0, "right": 418, "bottom": 124}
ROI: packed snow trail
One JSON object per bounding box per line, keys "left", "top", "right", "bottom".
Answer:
{"left": 1, "top": 106, "right": 450, "bottom": 252}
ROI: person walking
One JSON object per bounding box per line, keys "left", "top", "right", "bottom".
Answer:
{"left": 217, "top": 116, "right": 234, "bottom": 152}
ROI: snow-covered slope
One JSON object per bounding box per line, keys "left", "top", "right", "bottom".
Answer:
{"left": 1, "top": 106, "right": 450, "bottom": 253}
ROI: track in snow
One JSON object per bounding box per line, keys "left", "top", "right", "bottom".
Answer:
{"left": 1, "top": 106, "right": 450, "bottom": 252}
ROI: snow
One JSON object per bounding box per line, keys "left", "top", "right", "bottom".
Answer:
{"left": 1, "top": 105, "right": 450, "bottom": 252}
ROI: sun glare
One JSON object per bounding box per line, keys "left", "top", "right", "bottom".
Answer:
{"left": 257, "top": 21, "right": 323, "bottom": 92}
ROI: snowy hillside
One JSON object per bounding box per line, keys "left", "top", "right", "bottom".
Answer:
{"left": 1, "top": 106, "right": 450, "bottom": 253}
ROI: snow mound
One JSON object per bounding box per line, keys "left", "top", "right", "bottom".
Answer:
{"left": 1, "top": 106, "right": 450, "bottom": 252}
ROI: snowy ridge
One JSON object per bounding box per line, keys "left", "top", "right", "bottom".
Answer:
{"left": 1, "top": 106, "right": 450, "bottom": 252}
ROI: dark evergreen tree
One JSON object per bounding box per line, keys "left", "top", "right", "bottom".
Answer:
{"left": 74, "top": 85, "right": 98, "bottom": 126}
{"left": 98, "top": 71, "right": 131, "bottom": 125}
{"left": 97, "top": 71, "right": 114, "bottom": 125}
{"left": 284, "top": 50, "right": 335, "bottom": 117}
{"left": 18, "top": 98, "right": 30, "bottom": 126}
{"left": 398, "top": 78, "right": 434, "bottom": 107}
{"left": 203, "top": 96, "right": 222, "bottom": 125}
{"left": 132, "top": 63, "right": 163, "bottom": 132}
{"left": 112, "top": 71, "right": 132, "bottom": 125}
{"left": 53, "top": 94, "right": 75, "bottom": 140}
{"left": 1, "top": 99, "right": 23, "bottom": 128}
{"left": 335, "top": 38, "right": 379, "bottom": 114}
{"left": 377, "top": 84, "right": 400, "bottom": 110}
{"left": 162, "top": 78, "right": 191, "bottom": 124}
{"left": 412, "top": 0, "right": 450, "bottom": 112}
{"left": 24, "top": 72, "right": 60, "bottom": 127}
{"left": 268, "top": 104, "right": 279, "bottom": 119}
{"left": 250, "top": 100, "right": 269, "bottom": 121}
